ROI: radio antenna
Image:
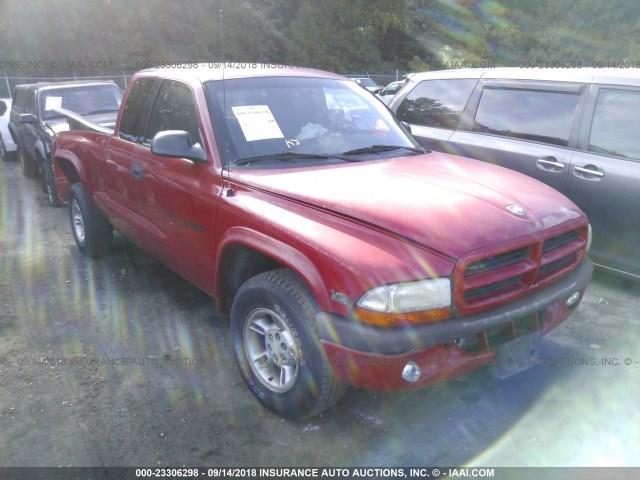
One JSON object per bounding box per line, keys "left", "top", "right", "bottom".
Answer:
{"left": 219, "top": 1, "right": 225, "bottom": 64}
{"left": 219, "top": 2, "right": 233, "bottom": 196}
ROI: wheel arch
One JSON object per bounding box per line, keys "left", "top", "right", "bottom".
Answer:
{"left": 215, "top": 227, "right": 331, "bottom": 314}
{"left": 52, "top": 150, "right": 85, "bottom": 202}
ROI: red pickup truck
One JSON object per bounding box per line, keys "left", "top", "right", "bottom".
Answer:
{"left": 52, "top": 65, "right": 592, "bottom": 418}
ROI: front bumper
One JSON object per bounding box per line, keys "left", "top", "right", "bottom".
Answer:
{"left": 318, "top": 257, "right": 592, "bottom": 390}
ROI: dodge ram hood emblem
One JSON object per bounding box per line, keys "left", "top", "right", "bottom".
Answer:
{"left": 506, "top": 204, "right": 526, "bottom": 216}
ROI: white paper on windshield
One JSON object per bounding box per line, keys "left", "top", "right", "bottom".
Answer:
{"left": 45, "top": 96, "right": 63, "bottom": 111}
{"left": 232, "top": 105, "right": 284, "bottom": 142}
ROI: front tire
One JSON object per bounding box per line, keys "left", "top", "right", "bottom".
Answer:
{"left": 230, "top": 269, "right": 347, "bottom": 418}
{"left": 68, "top": 183, "right": 113, "bottom": 257}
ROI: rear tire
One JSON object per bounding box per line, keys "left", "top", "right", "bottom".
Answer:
{"left": 18, "top": 145, "right": 38, "bottom": 177}
{"left": 39, "top": 157, "right": 48, "bottom": 193}
{"left": 230, "top": 269, "right": 347, "bottom": 419}
{"left": 68, "top": 183, "right": 113, "bottom": 257}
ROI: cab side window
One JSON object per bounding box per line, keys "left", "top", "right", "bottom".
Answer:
{"left": 473, "top": 88, "right": 580, "bottom": 147}
{"left": 119, "top": 78, "right": 156, "bottom": 143}
{"left": 144, "top": 80, "right": 202, "bottom": 147}
{"left": 395, "top": 79, "right": 476, "bottom": 129}
{"left": 588, "top": 88, "right": 640, "bottom": 162}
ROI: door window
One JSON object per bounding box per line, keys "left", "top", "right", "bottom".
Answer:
{"left": 144, "top": 80, "right": 202, "bottom": 146}
{"left": 588, "top": 88, "right": 640, "bottom": 162}
{"left": 395, "top": 79, "right": 476, "bottom": 129}
{"left": 119, "top": 78, "right": 156, "bottom": 143}
{"left": 473, "top": 87, "right": 580, "bottom": 147}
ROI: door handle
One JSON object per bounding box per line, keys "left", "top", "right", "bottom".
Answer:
{"left": 536, "top": 158, "right": 565, "bottom": 169}
{"left": 574, "top": 165, "right": 604, "bottom": 178}
{"left": 132, "top": 164, "right": 144, "bottom": 179}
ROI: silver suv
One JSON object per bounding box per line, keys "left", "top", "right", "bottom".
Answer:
{"left": 390, "top": 68, "right": 640, "bottom": 278}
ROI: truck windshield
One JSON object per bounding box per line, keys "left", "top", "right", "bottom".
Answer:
{"left": 40, "top": 85, "right": 123, "bottom": 120}
{"left": 205, "top": 77, "right": 420, "bottom": 167}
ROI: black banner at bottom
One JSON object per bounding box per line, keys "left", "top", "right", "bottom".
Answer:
{"left": 0, "top": 467, "right": 638, "bottom": 480}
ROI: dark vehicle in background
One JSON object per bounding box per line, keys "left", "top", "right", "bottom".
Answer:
{"left": 8, "top": 81, "right": 122, "bottom": 206}
{"left": 1, "top": 98, "right": 17, "bottom": 161}
{"left": 390, "top": 68, "right": 640, "bottom": 278}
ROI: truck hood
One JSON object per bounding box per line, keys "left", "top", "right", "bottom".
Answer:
{"left": 233, "top": 153, "right": 585, "bottom": 259}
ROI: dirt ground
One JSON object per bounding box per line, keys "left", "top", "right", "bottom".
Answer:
{"left": 1, "top": 157, "right": 639, "bottom": 468}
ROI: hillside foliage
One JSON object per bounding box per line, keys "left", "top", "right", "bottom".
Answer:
{"left": 1, "top": 0, "right": 639, "bottom": 78}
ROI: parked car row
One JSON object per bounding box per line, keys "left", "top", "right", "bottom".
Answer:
{"left": 6, "top": 81, "right": 122, "bottom": 205}
{"left": 49, "top": 64, "right": 592, "bottom": 418}
{"left": 388, "top": 67, "right": 640, "bottom": 278}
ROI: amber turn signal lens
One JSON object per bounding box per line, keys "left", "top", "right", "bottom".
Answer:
{"left": 354, "top": 306, "right": 451, "bottom": 327}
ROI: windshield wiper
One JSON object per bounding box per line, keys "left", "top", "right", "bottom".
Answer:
{"left": 234, "top": 151, "right": 332, "bottom": 166}
{"left": 341, "top": 145, "right": 425, "bottom": 156}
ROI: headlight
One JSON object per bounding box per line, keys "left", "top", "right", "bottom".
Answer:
{"left": 586, "top": 224, "right": 592, "bottom": 252}
{"left": 355, "top": 278, "right": 451, "bottom": 327}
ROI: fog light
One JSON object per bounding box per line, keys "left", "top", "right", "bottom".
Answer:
{"left": 566, "top": 291, "right": 581, "bottom": 308}
{"left": 402, "top": 361, "right": 421, "bottom": 383}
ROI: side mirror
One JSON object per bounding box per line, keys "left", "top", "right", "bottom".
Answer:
{"left": 151, "top": 130, "right": 207, "bottom": 164}
{"left": 20, "top": 113, "right": 40, "bottom": 124}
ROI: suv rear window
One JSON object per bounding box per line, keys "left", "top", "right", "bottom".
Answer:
{"left": 395, "top": 79, "right": 476, "bottom": 129}
{"left": 473, "top": 87, "right": 580, "bottom": 147}
{"left": 588, "top": 88, "right": 640, "bottom": 161}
